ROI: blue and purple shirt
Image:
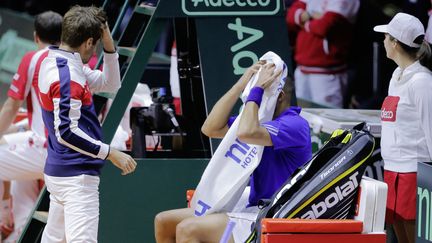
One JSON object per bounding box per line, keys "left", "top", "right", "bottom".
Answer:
{"left": 228, "top": 106, "right": 312, "bottom": 206}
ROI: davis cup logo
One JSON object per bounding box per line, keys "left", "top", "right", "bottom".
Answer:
{"left": 381, "top": 96, "right": 399, "bottom": 122}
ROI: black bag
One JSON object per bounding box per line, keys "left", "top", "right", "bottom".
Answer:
{"left": 245, "top": 123, "right": 375, "bottom": 242}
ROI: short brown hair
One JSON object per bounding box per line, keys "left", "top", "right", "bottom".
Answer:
{"left": 61, "top": 6, "right": 107, "bottom": 48}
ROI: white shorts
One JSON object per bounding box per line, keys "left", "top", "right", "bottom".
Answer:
{"left": 0, "top": 131, "right": 46, "bottom": 180}
{"left": 0, "top": 132, "right": 46, "bottom": 242}
{"left": 294, "top": 68, "right": 347, "bottom": 108}
{"left": 226, "top": 187, "right": 260, "bottom": 243}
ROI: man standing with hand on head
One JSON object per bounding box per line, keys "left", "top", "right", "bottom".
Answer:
{"left": 38, "top": 6, "right": 137, "bottom": 242}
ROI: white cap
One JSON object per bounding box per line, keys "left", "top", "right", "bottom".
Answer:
{"left": 374, "top": 13, "right": 425, "bottom": 48}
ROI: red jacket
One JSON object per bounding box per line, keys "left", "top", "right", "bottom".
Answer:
{"left": 286, "top": 0, "right": 359, "bottom": 74}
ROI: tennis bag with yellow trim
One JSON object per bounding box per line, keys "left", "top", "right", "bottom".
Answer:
{"left": 245, "top": 123, "right": 375, "bottom": 243}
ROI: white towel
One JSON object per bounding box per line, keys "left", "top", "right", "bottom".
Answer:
{"left": 191, "top": 51, "right": 288, "bottom": 216}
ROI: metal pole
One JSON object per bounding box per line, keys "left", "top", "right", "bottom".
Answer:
{"left": 372, "top": 42, "right": 380, "bottom": 95}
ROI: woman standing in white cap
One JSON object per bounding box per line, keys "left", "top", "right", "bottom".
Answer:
{"left": 374, "top": 12, "right": 432, "bottom": 243}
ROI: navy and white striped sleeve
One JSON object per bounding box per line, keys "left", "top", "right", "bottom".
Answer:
{"left": 52, "top": 58, "right": 110, "bottom": 159}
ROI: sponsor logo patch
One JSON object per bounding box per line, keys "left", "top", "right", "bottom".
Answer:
{"left": 381, "top": 96, "right": 399, "bottom": 122}
{"left": 224, "top": 138, "right": 257, "bottom": 169}
{"left": 10, "top": 84, "right": 19, "bottom": 93}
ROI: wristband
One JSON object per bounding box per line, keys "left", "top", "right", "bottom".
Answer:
{"left": 104, "top": 146, "right": 111, "bottom": 160}
{"left": 103, "top": 47, "right": 116, "bottom": 54}
{"left": 246, "top": 87, "right": 264, "bottom": 107}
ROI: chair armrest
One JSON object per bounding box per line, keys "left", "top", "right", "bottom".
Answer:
{"left": 261, "top": 219, "right": 363, "bottom": 234}
{"left": 186, "top": 190, "right": 195, "bottom": 208}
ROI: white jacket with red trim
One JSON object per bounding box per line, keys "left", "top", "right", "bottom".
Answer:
{"left": 381, "top": 61, "right": 432, "bottom": 172}
{"left": 286, "top": 0, "right": 360, "bottom": 74}
{"left": 8, "top": 48, "right": 49, "bottom": 138}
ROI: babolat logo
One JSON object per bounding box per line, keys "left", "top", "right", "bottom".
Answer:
{"left": 225, "top": 138, "right": 257, "bottom": 169}
{"left": 301, "top": 171, "right": 359, "bottom": 219}
{"left": 182, "top": 0, "right": 280, "bottom": 16}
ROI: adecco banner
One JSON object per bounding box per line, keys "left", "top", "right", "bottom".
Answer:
{"left": 417, "top": 162, "right": 432, "bottom": 243}
{"left": 195, "top": 16, "right": 292, "bottom": 115}
{"left": 156, "top": 0, "right": 285, "bottom": 18}
{"left": 182, "top": 0, "right": 281, "bottom": 16}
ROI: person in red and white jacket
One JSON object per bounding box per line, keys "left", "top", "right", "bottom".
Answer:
{"left": 38, "top": 6, "right": 136, "bottom": 242}
{"left": 286, "top": 0, "right": 360, "bottom": 107}
{"left": 374, "top": 13, "right": 432, "bottom": 243}
{"left": 0, "top": 11, "right": 62, "bottom": 241}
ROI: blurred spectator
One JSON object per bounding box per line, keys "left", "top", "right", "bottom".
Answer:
{"left": 0, "top": 10, "right": 62, "bottom": 242}
{"left": 284, "top": 0, "right": 295, "bottom": 8}
{"left": 426, "top": 1, "right": 432, "bottom": 44}
{"left": 286, "top": 0, "right": 360, "bottom": 108}
{"left": 401, "top": 0, "right": 431, "bottom": 27}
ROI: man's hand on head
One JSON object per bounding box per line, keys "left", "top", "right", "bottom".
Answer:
{"left": 101, "top": 21, "right": 109, "bottom": 31}
{"left": 254, "top": 63, "right": 282, "bottom": 89}
{"left": 100, "top": 22, "right": 116, "bottom": 53}
{"left": 235, "top": 60, "right": 266, "bottom": 91}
